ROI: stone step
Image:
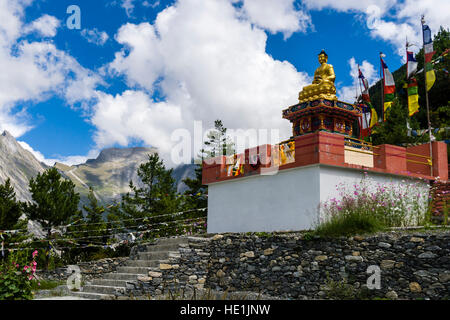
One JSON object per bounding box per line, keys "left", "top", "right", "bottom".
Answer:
{"left": 116, "top": 266, "right": 151, "bottom": 274}
{"left": 83, "top": 285, "right": 126, "bottom": 295}
{"left": 138, "top": 251, "right": 170, "bottom": 260}
{"left": 126, "top": 259, "right": 161, "bottom": 268}
{"left": 103, "top": 273, "right": 145, "bottom": 281}
{"left": 155, "top": 237, "right": 189, "bottom": 246}
{"left": 92, "top": 279, "right": 129, "bottom": 287}
{"left": 72, "top": 291, "right": 115, "bottom": 300}
{"left": 145, "top": 244, "right": 182, "bottom": 252}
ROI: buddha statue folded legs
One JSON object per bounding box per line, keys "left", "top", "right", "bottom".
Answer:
{"left": 298, "top": 50, "right": 338, "bottom": 103}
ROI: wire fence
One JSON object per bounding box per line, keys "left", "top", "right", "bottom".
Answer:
{"left": 1, "top": 208, "right": 208, "bottom": 254}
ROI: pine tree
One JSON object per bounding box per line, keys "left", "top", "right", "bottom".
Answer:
{"left": 182, "top": 164, "right": 207, "bottom": 210}
{"left": 25, "top": 168, "right": 81, "bottom": 239}
{"left": 202, "top": 119, "right": 235, "bottom": 159}
{"left": 0, "top": 179, "right": 28, "bottom": 260}
{"left": 119, "top": 153, "right": 181, "bottom": 237}
{"left": 0, "top": 179, "right": 22, "bottom": 230}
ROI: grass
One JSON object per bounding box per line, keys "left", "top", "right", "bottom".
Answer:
{"left": 314, "top": 176, "right": 431, "bottom": 237}
{"left": 314, "top": 209, "right": 386, "bottom": 238}
{"left": 31, "top": 280, "right": 64, "bottom": 291}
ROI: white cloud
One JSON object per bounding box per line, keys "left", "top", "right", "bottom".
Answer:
{"left": 338, "top": 57, "right": 377, "bottom": 103}
{"left": 241, "top": 0, "right": 312, "bottom": 39}
{"left": 81, "top": 28, "right": 109, "bottom": 46}
{"left": 100, "top": 0, "right": 310, "bottom": 161}
{"left": 0, "top": 0, "right": 102, "bottom": 138}
{"left": 303, "top": 0, "right": 449, "bottom": 58}
{"left": 23, "top": 14, "right": 60, "bottom": 37}
{"left": 121, "top": 0, "right": 136, "bottom": 17}
{"left": 109, "top": 22, "right": 163, "bottom": 91}
{"left": 303, "top": 0, "right": 396, "bottom": 15}
{"left": 91, "top": 90, "right": 184, "bottom": 156}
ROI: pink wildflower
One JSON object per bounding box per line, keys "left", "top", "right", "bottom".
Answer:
{"left": 32, "top": 250, "right": 38, "bottom": 258}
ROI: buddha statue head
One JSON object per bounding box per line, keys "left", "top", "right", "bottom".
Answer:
{"left": 318, "top": 50, "right": 328, "bottom": 65}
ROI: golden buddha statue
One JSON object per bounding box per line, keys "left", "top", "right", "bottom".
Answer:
{"left": 298, "top": 50, "right": 337, "bottom": 103}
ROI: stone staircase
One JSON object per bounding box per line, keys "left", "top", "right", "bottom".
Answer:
{"left": 72, "top": 237, "right": 188, "bottom": 300}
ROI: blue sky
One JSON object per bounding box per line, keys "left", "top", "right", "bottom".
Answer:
{"left": 1, "top": 0, "right": 448, "bottom": 165}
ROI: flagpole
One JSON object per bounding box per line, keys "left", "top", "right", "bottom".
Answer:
{"left": 358, "top": 64, "right": 369, "bottom": 133}
{"left": 421, "top": 15, "right": 433, "bottom": 177}
{"left": 380, "top": 53, "right": 384, "bottom": 122}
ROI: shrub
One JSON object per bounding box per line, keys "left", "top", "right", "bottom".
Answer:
{"left": 315, "top": 174, "right": 430, "bottom": 237}
{"left": 0, "top": 250, "right": 39, "bottom": 300}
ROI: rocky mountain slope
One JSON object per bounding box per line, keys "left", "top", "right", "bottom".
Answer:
{"left": 0, "top": 131, "right": 195, "bottom": 207}
{"left": 0, "top": 131, "right": 47, "bottom": 201}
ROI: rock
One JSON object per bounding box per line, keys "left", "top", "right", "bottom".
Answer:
{"left": 378, "top": 242, "right": 392, "bottom": 249}
{"left": 212, "top": 234, "right": 224, "bottom": 241}
{"left": 137, "top": 276, "right": 152, "bottom": 282}
{"left": 311, "top": 262, "right": 319, "bottom": 271}
{"left": 264, "top": 248, "right": 274, "bottom": 255}
{"left": 353, "top": 236, "right": 364, "bottom": 241}
{"left": 438, "top": 271, "right": 450, "bottom": 283}
{"left": 272, "top": 266, "right": 281, "bottom": 272}
{"left": 148, "top": 271, "right": 162, "bottom": 278}
{"left": 315, "top": 255, "right": 328, "bottom": 262}
{"left": 418, "top": 252, "right": 437, "bottom": 259}
{"left": 159, "top": 264, "right": 173, "bottom": 270}
{"left": 410, "top": 237, "right": 425, "bottom": 243}
{"left": 380, "top": 260, "right": 396, "bottom": 269}
{"left": 345, "top": 255, "right": 363, "bottom": 262}
{"left": 198, "top": 278, "right": 206, "bottom": 284}
{"left": 385, "top": 290, "right": 398, "bottom": 300}
{"left": 216, "top": 270, "right": 225, "bottom": 278}
{"left": 189, "top": 275, "right": 198, "bottom": 281}
{"left": 352, "top": 251, "right": 360, "bottom": 256}
{"left": 243, "top": 251, "right": 255, "bottom": 258}
{"left": 409, "top": 282, "right": 422, "bottom": 293}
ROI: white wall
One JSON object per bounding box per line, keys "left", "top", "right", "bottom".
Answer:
{"left": 207, "top": 165, "right": 320, "bottom": 233}
{"left": 207, "top": 165, "right": 430, "bottom": 233}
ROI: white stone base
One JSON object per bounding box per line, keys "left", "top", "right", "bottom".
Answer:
{"left": 206, "top": 164, "right": 429, "bottom": 233}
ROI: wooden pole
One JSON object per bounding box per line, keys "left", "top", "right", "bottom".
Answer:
{"left": 421, "top": 15, "right": 433, "bottom": 177}
{"left": 380, "top": 53, "right": 384, "bottom": 122}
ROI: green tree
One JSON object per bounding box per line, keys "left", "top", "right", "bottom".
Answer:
{"left": 368, "top": 26, "right": 449, "bottom": 148}
{"left": 116, "top": 153, "right": 181, "bottom": 237}
{"left": 0, "top": 178, "right": 23, "bottom": 231}
{"left": 202, "top": 119, "right": 235, "bottom": 159}
{"left": 0, "top": 179, "right": 28, "bottom": 261}
{"left": 24, "top": 168, "right": 81, "bottom": 239}
{"left": 182, "top": 164, "right": 207, "bottom": 210}
{"left": 64, "top": 188, "right": 110, "bottom": 262}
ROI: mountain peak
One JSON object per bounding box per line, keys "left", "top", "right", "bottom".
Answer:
{"left": 85, "top": 147, "right": 156, "bottom": 165}
{"left": 1, "top": 130, "right": 14, "bottom": 139}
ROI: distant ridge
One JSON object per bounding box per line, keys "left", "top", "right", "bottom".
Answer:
{"left": 0, "top": 131, "right": 195, "bottom": 206}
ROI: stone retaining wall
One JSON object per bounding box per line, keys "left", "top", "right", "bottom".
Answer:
{"left": 36, "top": 257, "right": 128, "bottom": 282}
{"left": 127, "top": 231, "right": 450, "bottom": 300}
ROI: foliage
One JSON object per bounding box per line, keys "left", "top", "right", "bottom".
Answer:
{"left": 0, "top": 250, "right": 38, "bottom": 300}
{"left": 201, "top": 119, "right": 235, "bottom": 159}
{"left": 368, "top": 27, "right": 449, "bottom": 148}
{"left": 0, "top": 178, "right": 22, "bottom": 230}
{"left": 23, "top": 168, "right": 81, "bottom": 269}
{"left": 182, "top": 163, "right": 208, "bottom": 211}
{"left": 61, "top": 187, "right": 112, "bottom": 263}
{"left": 370, "top": 98, "right": 427, "bottom": 145}
{"left": 0, "top": 179, "right": 29, "bottom": 261}
{"left": 315, "top": 174, "right": 430, "bottom": 237}
{"left": 24, "top": 168, "right": 81, "bottom": 237}
{"left": 109, "top": 153, "right": 189, "bottom": 239}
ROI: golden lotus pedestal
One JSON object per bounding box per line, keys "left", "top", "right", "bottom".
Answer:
{"left": 282, "top": 99, "right": 362, "bottom": 138}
